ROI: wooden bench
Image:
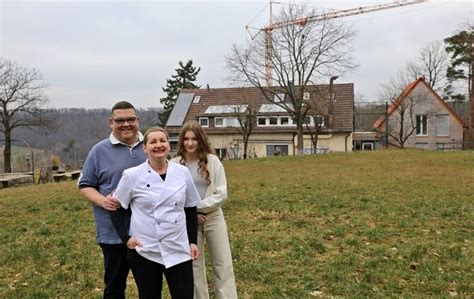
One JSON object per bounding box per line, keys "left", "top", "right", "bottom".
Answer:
{"left": 53, "top": 171, "right": 81, "bottom": 182}
{"left": 52, "top": 173, "right": 67, "bottom": 182}
{"left": 68, "top": 171, "right": 81, "bottom": 180}
{"left": 0, "top": 174, "right": 34, "bottom": 188}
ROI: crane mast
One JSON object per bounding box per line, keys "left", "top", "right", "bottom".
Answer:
{"left": 249, "top": 0, "right": 427, "bottom": 85}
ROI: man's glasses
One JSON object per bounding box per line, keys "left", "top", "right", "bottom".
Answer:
{"left": 111, "top": 117, "right": 138, "bottom": 125}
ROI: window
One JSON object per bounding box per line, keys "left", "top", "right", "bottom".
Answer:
{"left": 228, "top": 145, "right": 242, "bottom": 159}
{"left": 415, "top": 143, "right": 429, "bottom": 149}
{"left": 362, "top": 142, "right": 374, "bottom": 151}
{"left": 215, "top": 148, "right": 227, "bottom": 160}
{"left": 215, "top": 117, "right": 224, "bottom": 127}
{"left": 416, "top": 115, "right": 427, "bottom": 136}
{"left": 199, "top": 117, "right": 209, "bottom": 127}
{"left": 226, "top": 118, "right": 239, "bottom": 127}
{"left": 192, "top": 96, "right": 201, "bottom": 104}
{"left": 315, "top": 115, "right": 325, "bottom": 127}
{"left": 258, "top": 116, "right": 295, "bottom": 126}
{"left": 273, "top": 93, "right": 285, "bottom": 103}
{"left": 435, "top": 114, "right": 449, "bottom": 136}
{"left": 303, "top": 92, "right": 310, "bottom": 100}
{"left": 266, "top": 144, "right": 288, "bottom": 156}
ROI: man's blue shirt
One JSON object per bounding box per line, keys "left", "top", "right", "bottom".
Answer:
{"left": 79, "top": 135, "right": 146, "bottom": 244}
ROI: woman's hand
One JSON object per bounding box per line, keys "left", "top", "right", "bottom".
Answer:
{"left": 126, "top": 237, "right": 143, "bottom": 250}
{"left": 190, "top": 243, "right": 200, "bottom": 260}
{"left": 197, "top": 214, "right": 207, "bottom": 224}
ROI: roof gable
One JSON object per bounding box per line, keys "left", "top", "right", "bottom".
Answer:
{"left": 373, "top": 78, "right": 467, "bottom": 129}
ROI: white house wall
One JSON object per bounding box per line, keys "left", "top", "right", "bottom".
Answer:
{"left": 207, "top": 132, "right": 351, "bottom": 158}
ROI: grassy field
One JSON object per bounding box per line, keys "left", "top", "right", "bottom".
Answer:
{"left": 0, "top": 149, "right": 473, "bottom": 298}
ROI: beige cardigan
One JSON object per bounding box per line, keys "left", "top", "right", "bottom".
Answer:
{"left": 171, "top": 154, "right": 227, "bottom": 214}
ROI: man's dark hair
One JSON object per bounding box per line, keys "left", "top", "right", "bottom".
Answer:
{"left": 111, "top": 101, "right": 136, "bottom": 115}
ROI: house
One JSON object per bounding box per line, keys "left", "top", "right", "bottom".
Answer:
{"left": 165, "top": 84, "right": 354, "bottom": 159}
{"left": 373, "top": 77, "right": 467, "bottom": 150}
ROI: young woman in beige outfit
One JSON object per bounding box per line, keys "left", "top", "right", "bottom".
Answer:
{"left": 172, "top": 121, "right": 237, "bottom": 299}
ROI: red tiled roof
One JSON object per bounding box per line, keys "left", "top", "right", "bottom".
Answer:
{"left": 168, "top": 84, "right": 354, "bottom": 133}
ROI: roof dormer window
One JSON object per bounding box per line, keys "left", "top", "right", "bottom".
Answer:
{"left": 273, "top": 93, "right": 285, "bottom": 103}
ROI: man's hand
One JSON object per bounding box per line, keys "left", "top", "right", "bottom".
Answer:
{"left": 190, "top": 243, "right": 200, "bottom": 260}
{"left": 102, "top": 193, "right": 121, "bottom": 211}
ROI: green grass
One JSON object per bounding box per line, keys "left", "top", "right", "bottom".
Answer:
{"left": 1, "top": 149, "right": 473, "bottom": 297}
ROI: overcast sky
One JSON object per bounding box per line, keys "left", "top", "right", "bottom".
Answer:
{"left": 0, "top": 0, "right": 472, "bottom": 109}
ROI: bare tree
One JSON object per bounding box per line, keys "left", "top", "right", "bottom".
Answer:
{"left": 407, "top": 41, "right": 449, "bottom": 93}
{"left": 231, "top": 103, "right": 257, "bottom": 159}
{"left": 385, "top": 41, "right": 449, "bottom": 98}
{"left": 0, "top": 58, "right": 56, "bottom": 173}
{"left": 226, "top": 5, "right": 356, "bottom": 154}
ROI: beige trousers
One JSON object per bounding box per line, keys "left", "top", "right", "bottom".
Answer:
{"left": 194, "top": 208, "right": 237, "bottom": 299}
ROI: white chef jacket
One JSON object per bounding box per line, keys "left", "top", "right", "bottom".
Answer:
{"left": 114, "top": 160, "right": 201, "bottom": 268}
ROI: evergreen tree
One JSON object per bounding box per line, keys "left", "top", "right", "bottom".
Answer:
{"left": 159, "top": 60, "right": 200, "bottom": 126}
{"left": 443, "top": 25, "right": 473, "bottom": 102}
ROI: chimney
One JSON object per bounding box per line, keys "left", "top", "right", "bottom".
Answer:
{"left": 329, "top": 76, "right": 339, "bottom": 127}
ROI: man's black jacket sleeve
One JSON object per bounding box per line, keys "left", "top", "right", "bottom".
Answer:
{"left": 110, "top": 207, "right": 132, "bottom": 244}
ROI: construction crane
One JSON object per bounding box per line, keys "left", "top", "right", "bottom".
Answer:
{"left": 246, "top": 0, "right": 427, "bottom": 85}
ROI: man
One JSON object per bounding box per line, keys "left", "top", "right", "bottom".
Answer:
{"left": 79, "top": 101, "right": 147, "bottom": 298}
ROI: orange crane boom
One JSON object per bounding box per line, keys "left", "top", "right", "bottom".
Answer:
{"left": 247, "top": 0, "right": 427, "bottom": 85}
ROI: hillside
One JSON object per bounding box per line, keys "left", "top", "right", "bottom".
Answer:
{"left": 0, "top": 107, "right": 161, "bottom": 169}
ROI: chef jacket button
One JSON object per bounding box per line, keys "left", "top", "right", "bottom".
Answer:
{"left": 175, "top": 202, "right": 177, "bottom": 205}
{"left": 174, "top": 220, "right": 177, "bottom": 223}
{"left": 147, "top": 184, "right": 150, "bottom": 188}
{"left": 148, "top": 170, "right": 151, "bottom": 173}
{"left": 159, "top": 239, "right": 161, "bottom": 242}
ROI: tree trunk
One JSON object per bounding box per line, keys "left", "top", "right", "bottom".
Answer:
{"left": 313, "top": 133, "right": 319, "bottom": 154}
{"left": 4, "top": 132, "right": 12, "bottom": 173}
{"left": 243, "top": 140, "right": 248, "bottom": 160}
{"left": 296, "top": 122, "right": 304, "bottom": 155}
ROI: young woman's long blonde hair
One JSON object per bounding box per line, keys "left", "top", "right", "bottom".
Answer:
{"left": 176, "top": 121, "right": 213, "bottom": 185}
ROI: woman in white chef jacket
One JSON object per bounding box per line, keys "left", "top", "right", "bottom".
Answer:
{"left": 172, "top": 121, "right": 237, "bottom": 299}
{"left": 111, "top": 127, "right": 201, "bottom": 299}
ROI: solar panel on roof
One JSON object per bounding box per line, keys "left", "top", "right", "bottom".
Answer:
{"left": 259, "top": 104, "right": 289, "bottom": 113}
{"left": 166, "top": 93, "right": 194, "bottom": 127}
{"left": 204, "top": 105, "right": 247, "bottom": 114}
